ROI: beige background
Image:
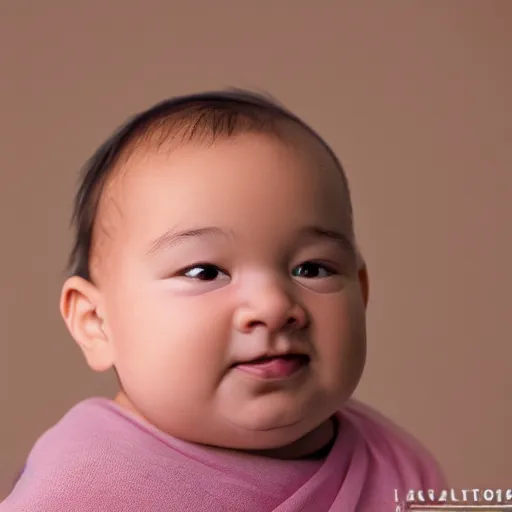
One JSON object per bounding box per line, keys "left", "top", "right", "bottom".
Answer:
{"left": 1, "top": 1, "right": 510, "bottom": 499}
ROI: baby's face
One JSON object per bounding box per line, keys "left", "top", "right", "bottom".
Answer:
{"left": 78, "top": 130, "right": 367, "bottom": 451}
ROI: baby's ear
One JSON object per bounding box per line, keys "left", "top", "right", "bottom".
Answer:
{"left": 59, "top": 276, "right": 114, "bottom": 372}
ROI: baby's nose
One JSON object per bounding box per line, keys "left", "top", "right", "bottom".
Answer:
{"left": 233, "top": 285, "right": 309, "bottom": 334}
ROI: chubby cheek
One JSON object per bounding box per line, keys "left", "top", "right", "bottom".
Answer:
{"left": 311, "top": 287, "right": 366, "bottom": 395}
{"left": 106, "top": 287, "right": 229, "bottom": 408}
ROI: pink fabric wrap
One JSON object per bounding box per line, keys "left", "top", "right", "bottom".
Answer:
{"left": 1, "top": 398, "right": 446, "bottom": 511}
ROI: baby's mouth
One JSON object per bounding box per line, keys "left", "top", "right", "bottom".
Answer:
{"left": 233, "top": 354, "right": 310, "bottom": 380}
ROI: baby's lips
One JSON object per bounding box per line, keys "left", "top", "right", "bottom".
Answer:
{"left": 232, "top": 346, "right": 311, "bottom": 366}
{"left": 233, "top": 354, "right": 310, "bottom": 379}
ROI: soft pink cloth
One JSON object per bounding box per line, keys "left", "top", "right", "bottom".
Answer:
{"left": 1, "top": 398, "right": 446, "bottom": 511}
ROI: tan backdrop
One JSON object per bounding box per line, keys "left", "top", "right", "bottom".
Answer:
{"left": 1, "top": 1, "right": 510, "bottom": 499}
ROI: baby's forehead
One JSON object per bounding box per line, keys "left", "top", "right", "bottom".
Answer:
{"left": 104, "top": 127, "right": 345, "bottom": 212}
{"left": 89, "top": 125, "right": 352, "bottom": 281}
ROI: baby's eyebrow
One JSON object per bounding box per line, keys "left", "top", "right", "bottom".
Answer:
{"left": 145, "top": 225, "right": 355, "bottom": 257}
{"left": 296, "top": 226, "right": 356, "bottom": 255}
{"left": 145, "top": 226, "right": 233, "bottom": 255}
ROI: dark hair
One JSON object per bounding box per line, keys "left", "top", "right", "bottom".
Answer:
{"left": 68, "top": 89, "right": 352, "bottom": 281}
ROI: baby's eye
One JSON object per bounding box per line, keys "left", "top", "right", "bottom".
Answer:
{"left": 292, "top": 262, "right": 335, "bottom": 279}
{"left": 182, "top": 264, "right": 228, "bottom": 282}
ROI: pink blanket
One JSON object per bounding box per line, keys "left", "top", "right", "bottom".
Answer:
{"left": 1, "top": 398, "right": 446, "bottom": 511}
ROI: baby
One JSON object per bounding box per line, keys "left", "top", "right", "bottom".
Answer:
{"left": 2, "top": 90, "right": 447, "bottom": 511}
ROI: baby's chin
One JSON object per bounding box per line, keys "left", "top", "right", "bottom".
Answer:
{"left": 194, "top": 395, "right": 339, "bottom": 456}
{"left": 217, "top": 413, "right": 337, "bottom": 459}
{"left": 157, "top": 410, "right": 337, "bottom": 460}
{"left": 247, "top": 417, "right": 338, "bottom": 459}
{"left": 115, "top": 390, "right": 336, "bottom": 457}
